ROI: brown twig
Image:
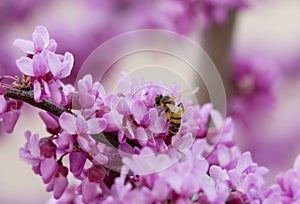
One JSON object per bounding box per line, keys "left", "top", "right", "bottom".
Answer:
{"left": 2, "top": 86, "right": 122, "bottom": 148}
{"left": 3, "top": 86, "right": 68, "bottom": 117}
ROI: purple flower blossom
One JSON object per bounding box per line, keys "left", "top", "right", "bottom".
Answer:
{"left": 76, "top": 74, "right": 105, "bottom": 109}
{"left": 19, "top": 131, "right": 41, "bottom": 166}
{"left": 0, "top": 94, "right": 7, "bottom": 114}
{"left": 59, "top": 112, "right": 107, "bottom": 136}
{"left": 46, "top": 165, "right": 69, "bottom": 199}
{"left": 69, "top": 151, "right": 87, "bottom": 177}
{"left": 47, "top": 52, "right": 74, "bottom": 79}
{"left": 14, "top": 26, "right": 74, "bottom": 106}
{"left": 0, "top": 97, "right": 22, "bottom": 133}
{"left": 19, "top": 131, "right": 70, "bottom": 199}
{"left": 122, "top": 147, "right": 177, "bottom": 175}
{"left": 227, "top": 152, "right": 270, "bottom": 202}
{"left": 14, "top": 25, "right": 57, "bottom": 55}
{"left": 10, "top": 27, "right": 299, "bottom": 203}
{"left": 59, "top": 112, "right": 108, "bottom": 165}
{"left": 276, "top": 155, "right": 300, "bottom": 203}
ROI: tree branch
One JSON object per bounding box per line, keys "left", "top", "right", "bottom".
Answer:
{"left": 202, "top": 11, "right": 238, "bottom": 99}
{"left": 3, "top": 86, "right": 68, "bottom": 117}
{"left": 3, "top": 86, "right": 122, "bottom": 148}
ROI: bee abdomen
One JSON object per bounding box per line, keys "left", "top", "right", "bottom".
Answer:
{"left": 169, "top": 117, "right": 182, "bottom": 136}
{"left": 169, "top": 123, "right": 181, "bottom": 136}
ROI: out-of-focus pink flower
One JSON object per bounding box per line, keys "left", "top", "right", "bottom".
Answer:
{"left": 122, "top": 147, "right": 176, "bottom": 175}
{"left": 19, "top": 131, "right": 41, "bottom": 165}
{"left": 276, "top": 155, "right": 300, "bottom": 203}
{"left": 228, "top": 152, "right": 269, "bottom": 202}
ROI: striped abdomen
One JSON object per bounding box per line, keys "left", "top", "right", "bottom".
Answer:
{"left": 168, "top": 110, "right": 183, "bottom": 136}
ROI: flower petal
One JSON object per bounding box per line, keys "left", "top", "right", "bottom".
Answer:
{"left": 131, "top": 100, "right": 147, "bottom": 124}
{"left": 47, "top": 52, "right": 62, "bottom": 78}
{"left": 209, "top": 165, "right": 229, "bottom": 181}
{"left": 39, "top": 111, "right": 59, "bottom": 134}
{"left": 0, "top": 95, "right": 7, "bottom": 114}
{"left": 32, "top": 25, "right": 49, "bottom": 52}
{"left": 32, "top": 53, "right": 49, "bottom": 76}
{"left": 87, "top": 118, "right": 107, "bottom": 134}
{"left": 48, "top": 80, "right": 62, "bottom": 106}
{"left": 47, "top": 39, "right": 57, "bottom": 52}
{"left": 2, "top": 110, "right": 21, "bottom": 133}
{"left": 41, "top": 157, "right": 57, "bottom": 183}
{"left": 33, "top": 80, "right": 42, "bottom": 102}
{"left": 237, "top": 152, "right": 252, "bottom": 174}
{"left": 60, "top": 52, "right": 74, "bottom": 78}
{"left": 93, "top": 152, "right": 108, "bottom": 165}
{"left": 53, "top": 174, "right": 68, "bottom": 199}
{"left": 135, "top": 127, "right": 148, "bottom": 146}
{"left": 13, "top": 39, "right": 34, "bottom": 54}
{"left": 70, "top": 151, "right": 86, "bottom": 176}
{"left": 59, "top": 112, "right": 76, "bottom": 135}
{"left": 16, "top": 57, "right": 34, "bottom": 76}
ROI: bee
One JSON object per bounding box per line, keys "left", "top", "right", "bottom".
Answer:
{"left": 155, "top": 94, "right": 185, "bottom": 137}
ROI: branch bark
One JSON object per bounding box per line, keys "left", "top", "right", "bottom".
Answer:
{"left": 202, "top": 11, "right": 238, "bottom": 99}
{"left": 3, "top": 86, "right": 122, "bottom": 148}
{"left": 3, "top": 86, "right": 68, "bottom": 117}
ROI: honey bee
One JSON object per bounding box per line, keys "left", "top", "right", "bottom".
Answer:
{"left": 155, "top": 94, "right": 185, "bottom": 137}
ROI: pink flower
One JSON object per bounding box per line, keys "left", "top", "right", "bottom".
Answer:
{"left": 14, "top": 25, "right": 57, "bottom": 54}
{"left": 77, "top": 74, "right": 105, "bottom": 109}
{"left": 16, "top": 51, "right": 49, "bottom": 77}
{"left": 228, "top": 152, "right": 269, "bottom": 202}
{"left": 46, "top": 165, "right": 69, "bottom": 199}
{"left": 103, "top": 174, "right": 154, "bottom": 204}
{"left": 69, "top": 151, "right": 87, "bottom": 177}
{"left": 161, "top": 151, "right": 209, "bottom": 197}
{"left": 41, "top": 156, "right": 58, "bottom": 183}
{"left": 122, "top": 146, "right": 177, "bottom": 175}
{"left": 39, "top": 111, "right": 60, "bottom": 135}
{"left": 19, "top": 131, "right": 41, "bottom": 166}
{"left": 14, "top": 26, "right": 74, "bottom": 105}
{"left": 0, "top": 87, "right": 22, "bottom": 133}
{"left": 59, "top": 112, "right": 107, "bottom": 136}
{"left": 276, "top": 155, "right": 300, "bottom": 203}
{"left": 0, "top": 95, "right": 7, "bottom": 114}
{"left": 47, "top": 52, "right": 74, "bottom": 79}
{"left": 59, "top": 112, "right": 108, "bottom": 165}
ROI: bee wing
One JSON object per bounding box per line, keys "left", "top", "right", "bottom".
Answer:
{"left": 166, "top": 104, "right": 180, "bottom": 112}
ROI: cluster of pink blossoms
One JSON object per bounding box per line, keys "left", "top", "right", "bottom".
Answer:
{"left": 1, "top": 26, "right": 300, "bottom": 204}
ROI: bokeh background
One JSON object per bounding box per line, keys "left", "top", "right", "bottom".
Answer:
{"left": 1, "top": 0, "right": 300, "bottom": 202}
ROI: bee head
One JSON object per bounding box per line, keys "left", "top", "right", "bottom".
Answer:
{"left": 155, "top": 94, "right": 163, "bottom": 106}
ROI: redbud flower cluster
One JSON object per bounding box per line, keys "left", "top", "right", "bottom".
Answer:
{"left": 0, "top": 26, "right": 299, "bottom": 204}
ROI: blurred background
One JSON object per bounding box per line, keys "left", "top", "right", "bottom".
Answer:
{"left": 1, "top": 0, "right": 300, "bottom": 202}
